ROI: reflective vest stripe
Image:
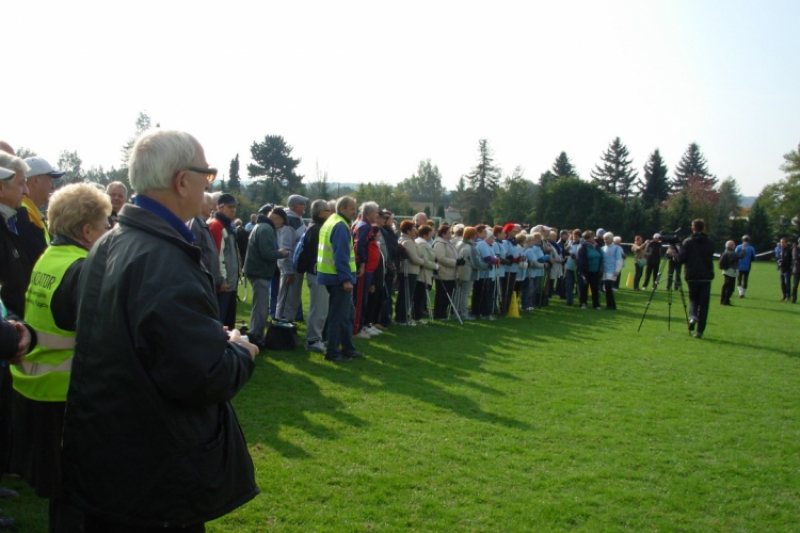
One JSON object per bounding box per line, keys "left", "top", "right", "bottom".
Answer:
{"left": 317, "top": 214, "right": 356, "bottom": 275}
{"left": 18, "top": 358, "right": 73, "bottom": 377}
{"left": 36, "top": 331, "right": 76, "bottom": 350}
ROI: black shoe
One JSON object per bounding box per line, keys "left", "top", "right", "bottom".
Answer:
{"left": 0, "top": 488, "right": 17, "bottom": 500}
{"left": 343, "top": 351, "right": 365, "bottom": 358}
{"left": 324, "top": 353, "right": 353, "bottom": 362}
{"left": 693, "top": 331, "right": 703, "bottom": 339}
{"left": 688, "top": 318, "right": 697, "bottom": 332}
{"left": 0, "top": 517, "right": 13, "bottom": 530}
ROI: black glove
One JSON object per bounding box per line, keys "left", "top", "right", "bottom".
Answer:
{"left": 456, "top": 258, "right": 466, "bottom": 266}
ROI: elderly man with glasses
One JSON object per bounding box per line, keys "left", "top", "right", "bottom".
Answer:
{"left": 60, "top": 129, "right": 258, "bottom": 532}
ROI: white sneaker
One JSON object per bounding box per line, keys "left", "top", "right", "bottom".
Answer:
{"left": 417, "top": 319, "right": 429, "bottom": 325}
{"left": 354, "top": 330, "right": 371, "bottom": 339}
{"left": 366, "top": 326, "right": 382, "bottom": 335}
{"left": 306, "top": 341, "right": 325, "bottom": 353}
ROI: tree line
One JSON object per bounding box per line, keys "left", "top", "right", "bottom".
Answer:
{"left": 21, "top": 112, "right": 798, "bottom": 253}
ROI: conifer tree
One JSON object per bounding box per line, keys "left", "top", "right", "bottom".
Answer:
{"left": 228, "top": 154, "right": 241, "bottom": 191}
{"left": 590, "top": 137, "right": 638, "bottom": 205}
{"left": 672, "top": 142, "right": 716, "bottom": 191}
{"left": 464, "top": 139, "right": 501, "bottom": 223}
{"left": 640, "top": 149, "right": 670, "bottom": 208}
{"left": 552, "top": 151, "right": 578, "bottom": 178}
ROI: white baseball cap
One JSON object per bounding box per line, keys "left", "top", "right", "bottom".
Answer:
{"left": 0, "top": 167, "right": 14, "bottom": 181}
{"left": 24, "top": 157, "right": 65, "bottom": 179}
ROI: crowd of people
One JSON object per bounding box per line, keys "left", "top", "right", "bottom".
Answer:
{"left": 0, "top": 129, "right": 797, "bottom": 531}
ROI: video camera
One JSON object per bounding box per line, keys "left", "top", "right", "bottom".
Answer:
{"left": 658, "top": 228, "right": 682, "bottom": 245}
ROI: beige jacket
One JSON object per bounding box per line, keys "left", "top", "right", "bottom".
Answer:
{"left": 432, "top": 236, "right": 459, "bottom": 281}
{"left": 399, "top": 233, "right": 425, "bottom": 276}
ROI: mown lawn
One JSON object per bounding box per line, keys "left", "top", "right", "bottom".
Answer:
{"left": 8, "top": 262, "right": 799, "bottom": 532}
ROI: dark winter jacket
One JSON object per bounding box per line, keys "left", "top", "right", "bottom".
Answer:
{"left": 794, "top": 245, "right": 800, "bottom": 276}
{"left": 188, "top": 215, "right": 224, "bottom": 289}
{"left": 576, "top": 240, "right": 602, "bottom": 277}
{"left": 380, "top": 225, "right": 400, "bottom": 268}
{"left": 678, "top": 232, "right": 715, "bottom": 282}
{"left": 243, "top": 215, "right": 282, "bottom": 280}
{"left": 0, "top": 212, "right": 33, "bottom": 318}
{"left": 777, "top": 245, "right": 792, "bottom": 274}
{"left": 296, "top": 215, "right": 325, "bottom": 275}
{"left": 61, "top": 203, "right": 258, "bottom": 528}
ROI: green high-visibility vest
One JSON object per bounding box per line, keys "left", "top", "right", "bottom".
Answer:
{"left": 317, "top": 213, "right": 356, "bottom": 275}
{"left": 12, "top": 244, "right": 86, "bottom": 402}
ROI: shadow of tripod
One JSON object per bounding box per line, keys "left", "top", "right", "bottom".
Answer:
{"left": 637, "top": 255, "right": 691, "bottom": 334}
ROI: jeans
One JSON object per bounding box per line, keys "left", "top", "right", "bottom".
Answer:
{"left": 248, "top": 277, "right": 271, "bottom": 345}
{"left": 634, "top": 262, "right": 644, "bottom": 289}
{"left": 325, "top": 283, "right": 356, "bottom": 357}
{"left": 564, "top": 269, "right": 576, "bottom": 305}
{"left": 688, "top": 281, "right": 712, "bottom": 334}
{"left": 305, "top": 273, "right": 329, "bottom": 344}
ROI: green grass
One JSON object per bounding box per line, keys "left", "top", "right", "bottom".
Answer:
{"left": 8, "top": 262, "right": 800, "bottom": 532}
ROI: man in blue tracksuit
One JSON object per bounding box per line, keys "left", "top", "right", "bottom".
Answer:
{"left": 735, "top": 235, "right": 757, "bottom": 298}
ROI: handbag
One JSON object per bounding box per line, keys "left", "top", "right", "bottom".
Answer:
{"left": 637, "top": 258, "right": 647, "bottom": 268}
{"left": 263, "top": 319, "right": 298, "bottom": 351}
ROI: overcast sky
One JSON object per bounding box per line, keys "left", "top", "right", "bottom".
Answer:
{"left": 5, "top": 0, "right": 799, "bottom": 197}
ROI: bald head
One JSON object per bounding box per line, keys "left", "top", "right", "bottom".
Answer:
{"left": 0, "top": 141, "right": 14, "bottom": 155}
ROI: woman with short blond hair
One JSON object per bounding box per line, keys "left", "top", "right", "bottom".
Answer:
{"left": 11, "top": 182, "right": 112, "bottom": 530}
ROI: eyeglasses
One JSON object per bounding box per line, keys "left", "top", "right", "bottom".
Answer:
{"left": 184, "top": 166, "right": 217, "bottom": 183}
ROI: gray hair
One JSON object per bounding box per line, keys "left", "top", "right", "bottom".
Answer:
{"left": 0, "top": 151, "right": 30, "bottom": 175}
{"left": 413, "top": 212, "right": 427, "bottom": 224}
{"left": 613, "top": 236, "right": 622, "bottom": 244}
{"left": 453, "top": 223, "right": 465, "bottom": 236}
{"left": 604, "top": 232, "right": 614, "bottom": 242}
{"left": 359, "top": 201, "right": 379, "bottom": 218}
{"left": 128, "top": 129, "right": 197, "bottom": 194}
{"left": 336, "top": 196, "right": 355, "bottom": 214}
{"left": 210, "top": 191, "right": 222, "bottom": 204}
{"left": 311, "top": 199, "right": 329, "bottom": 218}
{"left": 327, "top": 199, "right": 336, "bottom": 212}
{"left": 106, "top": 181, "right": 128, "bottom": 195}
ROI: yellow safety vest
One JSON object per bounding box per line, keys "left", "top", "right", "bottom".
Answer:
{"left": 317, "top": 213, "right": 356, "bottom": 275}
{"left": 12, "top": 244, "right": 86, "bottom": 402}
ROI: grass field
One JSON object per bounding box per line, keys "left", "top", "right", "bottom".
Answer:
{"left": 8, "top": 262, "right": 800, "bottom": 532}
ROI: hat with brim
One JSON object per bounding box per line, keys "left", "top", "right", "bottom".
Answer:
{"left": 217, "top": 193, "right": 238, "bottom": 206}
{"left": 24, "top": 157, "right": 65, "bottom": 179}
{"left": 0, "top": 167, "right": 14, "bottom": 181}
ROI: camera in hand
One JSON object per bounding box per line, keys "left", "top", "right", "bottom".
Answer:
{"left": 659, "top": 228, "right": 682, "bottom": 245}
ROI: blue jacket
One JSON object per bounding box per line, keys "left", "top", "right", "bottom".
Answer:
{"left": 734, "top": 244, "right": 756, "bottom": 271}
{"left": 601, "top": 243, "right": 624, "bottom": 274}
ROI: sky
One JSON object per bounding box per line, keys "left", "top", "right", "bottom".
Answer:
{"left": 4, "top": 0, "right": 799, "bottom": 198}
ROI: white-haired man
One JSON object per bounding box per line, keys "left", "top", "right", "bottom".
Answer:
{"left": 61, "top": 130, "right": 258, "bottom": 531}
{"left": 0, "top": 151, "right": 31, "bottom": 317}
{"left": 276, "top": 194, "right": 308, "bottom": 322}
{"left": 106, "top": 181, "right": 128, "bottom": 227}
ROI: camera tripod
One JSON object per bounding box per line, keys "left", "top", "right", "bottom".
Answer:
{"left": 637, "top": 255, "right": 691, "bottom": 334}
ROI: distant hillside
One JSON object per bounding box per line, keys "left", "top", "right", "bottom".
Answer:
{"left": 740, "top": 196, "right": 756, "bottom": 208}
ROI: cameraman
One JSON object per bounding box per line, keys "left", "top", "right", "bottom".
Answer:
{"left": 672, "top": 219, "right": 715, "bottom": 338}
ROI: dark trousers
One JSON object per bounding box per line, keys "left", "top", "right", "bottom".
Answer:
{"left": 580, "top": 271, "right": 601, "bottom": 308}
{"left": 721, "top": 274, "right": 736, "bottom": 304}
{"left": 413, "top": 281, "right": 428, "bottom": 321}
{"left": 380, "top": 268, "right": 396, "bottom": 327}
{"left": 634, "top": 262, "right": 644, "bottom": 289}
{"left": 793, "top": 273, "right": 799, "bottom": 303}
{"left": 564, "top": 270, "right": 576, "bottom": 305}
{"left": 433, "top": 278, "right": 455, "bottom": 319}
{"left": 604, "top": 279, "right": 617, "bottom": 309}
{"left": 780, "top": 272, "right": 791, "bottom": 299}
{"left": 668, "top": 262, "right": 682, "bottom": 290}
{"left": 395, "top": 273, "right": 416, "bottom": 323}
{"left": 472, "top": 279, "right": 484, "bottom": 316}
{"left": 642, "top": 263, "right": 658, "bottom": 288}
{"left": 688, "top": 281, "right": 712, "bottom": 334}
{"left": 480, "top": 279, "right": 495, "bottom": 317}
{"left": 84, "top": 514, "right": 205, "bottom": 533}
{"left": 325, "top": 284, "right": 356, "bottom": 357}
{"left": 500, "top": 273, "right": 517, "bottom": 314}
{"left": 737, "top": 270, "right": 750, "bottom": 289}
{"left": 353, "top": 272, "right": 373, "bottom": 332}
{"left": 0, "top": 364, "right": 12, "bottom": 477}
{"left": 216, "top": 290, "right": 237, "bottom": 330}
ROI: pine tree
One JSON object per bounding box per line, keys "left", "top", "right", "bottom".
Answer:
{"left": 247, "top": 135, "right": 304, "bottom": 195}
{"left": 552, "top": 151, "right": 578, "bottom": 178}
{"left": 464, "top": 139, "right": 501, "bottom": 224}
{"left": 672, "top": 142, "right": 716, "bottom": 191}
{"left": 590, "top": 137, "right": 638, "bottom": 205}
{"left": 747, "top": 200, "right": 772, "bottom": 252}
{"left": 228, "top": 154, "right": 241, "bottom": 191}
{"left": 640, "top": 149, "right": 670, "bottom": 208}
